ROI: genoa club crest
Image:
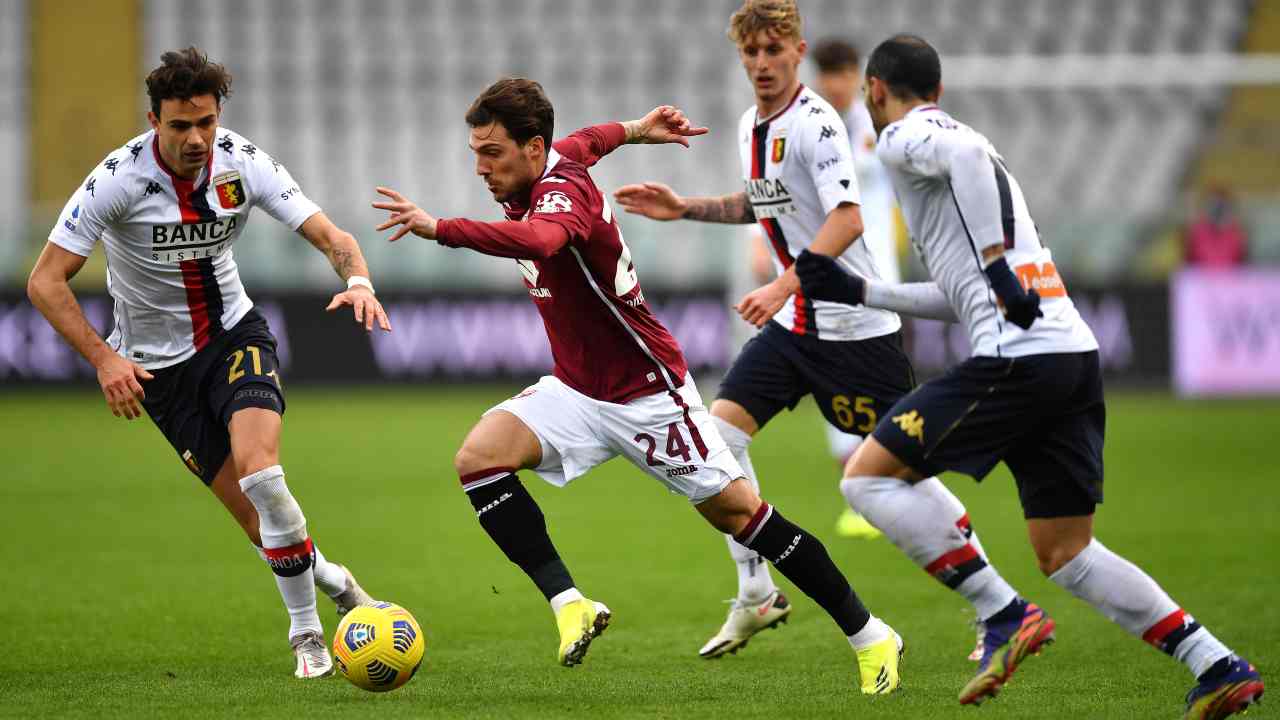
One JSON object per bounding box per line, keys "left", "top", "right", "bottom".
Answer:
{"left": 213, "top": 170, "right": 246, "bottom": 209}
{"left": 771, "top": 137, "right": 786, "bottom": 163}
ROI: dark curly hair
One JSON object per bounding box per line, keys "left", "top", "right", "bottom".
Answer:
{"left": 465, "top": 77, "right": 554, "bottom": 149}
{"left": 145, "top": 47, "right": 233, "bottom": 117}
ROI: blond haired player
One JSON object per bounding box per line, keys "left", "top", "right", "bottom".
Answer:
{"left": 616, "top": 0, "right": 1017, "bottom": 667}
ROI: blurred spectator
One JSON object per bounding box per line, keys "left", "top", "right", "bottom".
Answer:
{"left": 1185, "top": 188, "right": 1248, "bottom": 267}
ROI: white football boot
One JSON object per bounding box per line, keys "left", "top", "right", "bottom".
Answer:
{"left": 291, "top": 631, "right": 335, "bottom": 679}
{"left": 698, "top": 590, "right": 792, "bottom": 658}
{"left": 331, "top": 564, "right": 376, "bottom": 618}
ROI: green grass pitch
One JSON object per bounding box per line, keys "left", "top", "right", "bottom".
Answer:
{"left": 1, "top": 386, "right": 1276, "bottom": 719}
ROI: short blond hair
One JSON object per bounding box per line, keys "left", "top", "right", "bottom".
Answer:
{"left": 727, "top": 0, "right": 804, "bottom": 46}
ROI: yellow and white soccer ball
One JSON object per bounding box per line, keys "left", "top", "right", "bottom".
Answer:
{"left": 332, "top": 602, "right": 425, "bottom": 692}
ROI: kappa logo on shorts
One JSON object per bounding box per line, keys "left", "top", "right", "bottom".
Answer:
{"left": 892, "top": 410, "right": 926, "bottom": 444}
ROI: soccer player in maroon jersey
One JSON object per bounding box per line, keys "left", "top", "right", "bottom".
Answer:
{"left": 373, "top": 78, "right": 904, "bottom": 692}
{"left": 27, "top": 48, "right": 387, "bottom": 678}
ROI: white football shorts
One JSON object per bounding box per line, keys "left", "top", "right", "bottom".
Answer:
{"left": 484, "top": 373, "right": 742, "bottom": 503}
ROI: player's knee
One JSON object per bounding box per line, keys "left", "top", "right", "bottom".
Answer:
{"left": 1033, "top": 542, "right": 1083, "bottom": 576}
{"left": 697, "top": 479, "right": 762, "bottom": 535}
{"left": 228, "top": 406, "right": 281, "bottom": 475}
{"left": 453, "top": 442, "right": 496, "bottom": 478}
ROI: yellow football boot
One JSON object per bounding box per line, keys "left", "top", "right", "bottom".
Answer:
{"left": 556, "top": 598, "right": 612, "bottom": 667}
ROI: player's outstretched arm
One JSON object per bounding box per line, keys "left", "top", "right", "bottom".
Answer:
{"left": 557, "top": 106, "right": 708, "bottom": 168}
{"left": 614, "top": 184, "right": 756, "bottom": 224}
{"left": 373, "top": 187, "right": 572, "bottom": 260}
{"left": 27, "top": 242, "right": 153, "bottom": 419}
{"left": 297, "top": 212, "right": 391, "bottom": 333}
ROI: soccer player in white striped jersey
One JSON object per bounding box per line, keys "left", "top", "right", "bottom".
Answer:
{"left": 616, "top": 0, "right": 1020, "bottom": 666}
{"left": 27, "top": 47, "right": 389, "bottom": 679}
{"left": 796, "top": 34, "right": 1263, "bottom": 717}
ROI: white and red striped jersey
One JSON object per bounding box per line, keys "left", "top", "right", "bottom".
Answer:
{"left": 48, "top": 128, "right": 320, "bottom": 369}
{"left": 737, "top": 84, "right": 900, "bottom": 341}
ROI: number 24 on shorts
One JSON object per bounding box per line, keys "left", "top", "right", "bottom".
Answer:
{"left": 832, "top": 395, "right": 876, "bottom": 433}
{"left": 634, "top": 424, "right": 694, "bottom": 467}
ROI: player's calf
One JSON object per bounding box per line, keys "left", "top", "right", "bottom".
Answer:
{"left": 699, "top": 480, "right": 901, "bottom": 694}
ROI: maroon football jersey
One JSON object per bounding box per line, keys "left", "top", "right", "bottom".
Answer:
{"left": 503, "top": 150, "right": 689, "bottom": 403}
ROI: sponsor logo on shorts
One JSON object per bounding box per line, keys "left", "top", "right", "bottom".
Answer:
{"left": 892, "top": 410, "right": 926, "bottom": 443}
{"left": 665, "top": 465, "right": 696, "bottom": 478}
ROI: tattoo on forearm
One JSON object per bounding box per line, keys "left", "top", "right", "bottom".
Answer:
{"left": 328, "top": 247, "right": 357, "bottom": 279}
{"left": 683, "top": 192, "right": 756, "bottom": 224}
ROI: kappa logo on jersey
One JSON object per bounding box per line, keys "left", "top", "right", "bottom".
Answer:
{"left": 771, "top": 137, "right": 786, "bottom": 163}
{"left": 892, "top": 410, "right": 926, "bottom": 443}
{"left": 534, "top": 190, "right": 573, "bottom": 215}
{"left": 818, "top": 125, "right": 838, "bottom": 142}
{"left": 213, "top": 171, "right": 246, "bottom": 209}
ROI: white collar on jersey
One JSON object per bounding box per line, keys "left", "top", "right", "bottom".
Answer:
{"left": 906, "top": 103, "right": 943, "bottom": 117}
{"left": 755, "top": 83, "right": 808, "bottom": 127}
{"left": 541, "top": 148, "right": 562, "bottom": 179}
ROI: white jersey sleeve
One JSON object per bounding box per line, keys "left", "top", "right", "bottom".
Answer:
{"left": 48, "top": 153, "right": 132, "bottom": 257}
{"left": 238, "top": 142, "right": 321, "bottom": 230}
{"left": 877, "top": 106, "right": 1098, "bottom": 358}
{"left": 793, "top": 108, "right": 860, "bottom": 214}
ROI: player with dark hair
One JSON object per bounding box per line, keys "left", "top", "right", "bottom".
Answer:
{"left": 373, "top": 77, "right": 905, "bottom": 694}
{"left": 27, "top": 46, "right": 389, "bottom": 679}
{"left": 795, "top": 34, "right": 1264, "bottom": 717}
{"left": 615, "top": 0, "right": 1022, "bottom": 668}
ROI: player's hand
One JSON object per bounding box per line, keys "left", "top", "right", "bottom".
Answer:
{"left": 326, "top": 285, "right": 391, "bottom": 333}
{"left": 613, "top": 182, "right": 688, "bottom": 221}
{"left": 735, "top": 280, "right": 790, "bottom": 328}
{"left": 96, "top": 354, "right": 153, "bottom": 420}
{"left": 626, "top": 105, "right": 709, "bottom": 148}
{"left": 795, "top": 249, "right": 866, "bottom": 305}
{"left": 373, "top": 187, "right": 438, "bottom": 241}
{"left": 1001, "top": 289, "right": 1043, "bottom": 330}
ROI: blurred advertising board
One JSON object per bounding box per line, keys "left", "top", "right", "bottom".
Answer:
{"left": 1173, "top": 269, "right": 1280, "bottom": 397}
{"left": 0, "top": 286, "right": 1165, "bottom": 387}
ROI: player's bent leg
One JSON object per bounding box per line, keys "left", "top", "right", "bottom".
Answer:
{"left": 228, "top": 406, "right": 332, "bottom": 678}
{"left": 1035, "top": 517, "right": 1261, "bottom": 718}
{"left": 698, "top": 401, "right": 785, "bottom": 658}
{"left": 455, "top": 409, "right": 608, "bottom": 667}
{"left": 842, "top": 436, "right": 1041, "bottom": 694}
{"left": 697, "top": 479, "right": 902, "bottom": 695}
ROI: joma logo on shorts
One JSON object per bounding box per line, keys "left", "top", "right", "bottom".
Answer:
{"left": 774, "top": 534, "right": 802, "bottom": 563}
{"left": 665, "top": 465, "right": 696, "bottom": 478}
{"left": 476, "top": 492, "right": 513, "bottom": 518}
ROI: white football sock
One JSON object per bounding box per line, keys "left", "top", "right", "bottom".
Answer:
{"left": 1049, "top": 538, "right": 1232, "bottom": 677}
{"left": 240, "top": 465, "right": 323, "bottom": 640}
{"left": 847, "top": 614, "right": 892, "bottom": 650}
{"left": 843, "top": 475, "right": 1018, "bottom": 620}
{"left": 312, "top": 545, "right": 347, "bottom": 599}
{"left": 714, "top": 417, "right": 777, "bottom": 605}
{"left": 549, "top": 587, "right": 585, "bottom": 614}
